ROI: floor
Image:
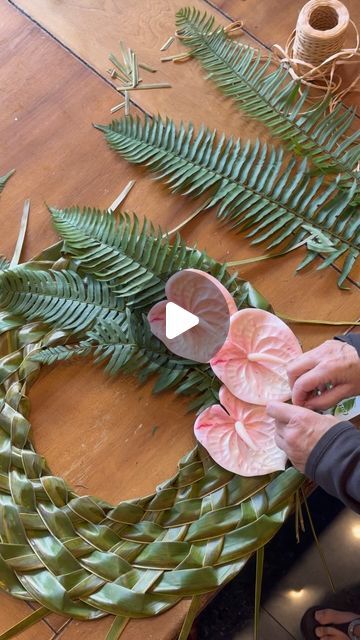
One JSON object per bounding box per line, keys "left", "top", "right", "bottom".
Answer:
{"left": 195, "top": 489, "right": 360, "bottom": 639}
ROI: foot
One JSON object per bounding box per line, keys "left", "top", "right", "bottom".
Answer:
{"left": 315, "top": 609, "right": 360, "bottom": 638}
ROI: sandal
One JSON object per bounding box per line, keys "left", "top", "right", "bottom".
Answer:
{"left": 300, "top": 585, "right": 360, "bottom": 639}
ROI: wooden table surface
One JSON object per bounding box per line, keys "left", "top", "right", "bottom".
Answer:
{"left": 0, "top": 0, "right": 359, "bottom": 637}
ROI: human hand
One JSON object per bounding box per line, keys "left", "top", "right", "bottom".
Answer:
{"left": 287, "top": 339, "right": 360, "bottom": 411}
{"left": 266, "top": 401, "right": 340, "bottom": 473}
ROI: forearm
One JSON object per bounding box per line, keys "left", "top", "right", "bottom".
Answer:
{"left": 305, "top": 421, "right": 360, "bottom": 514}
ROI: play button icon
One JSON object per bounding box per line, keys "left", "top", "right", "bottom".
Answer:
{"left": 165, "top": 302, "right": 199, "bottom": 339}
{"left": 148, "top": 269, "right": 237, "bottom": 363}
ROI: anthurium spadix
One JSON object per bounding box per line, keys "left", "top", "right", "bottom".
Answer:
{"left": 194, "top": 385, "right": 287, "bottom": 476}
{"left": 210, "top": 309, "right": 302, "bottom": 405}
{"left": 148, "top": 268, "right": 237, "bottom": 363}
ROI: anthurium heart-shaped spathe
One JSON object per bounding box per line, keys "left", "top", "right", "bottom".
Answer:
{"left": 194, "top": 386, "right": 287, "bottom": 476}
{"left": 148, "top": 269, "right": 237, "bottom": 363}
{"left": 210, "top": 309, "right": 302, "bottom": 404}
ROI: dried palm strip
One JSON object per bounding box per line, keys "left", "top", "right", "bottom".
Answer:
{"left": 108, "top": 180, "right": 135, "bottom": 213}
{"left": 160, "top": 35, "right": 175, "bottom": 51}
{"left": 124, "top": 90, "right": 130, "bottom": 115}
{"left": 161, "top": 52, "right": 191, "bottom": 62}
{"left": 10, "top": 199, "right": 30, "bottom": 267}
{"left": 139, "top": 62, "right": 157, "bottom": 73}
{"left": 117, "top": 82, "right": 171, "bottom": 90}
{"left": 110, "top": 101, "right": 126, "bottom": 114}
{"left": 119, "top": 41, "right": 133, "bottom": 75}
{"left": 108, "top": 53, "right": 131, "bottom": 83}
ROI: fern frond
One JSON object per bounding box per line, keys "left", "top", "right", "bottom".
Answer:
{"left": 86, "top": 315, "right": 220, "bottom": 410}
{"left": 31, "top": 344, "right": 92, "bottom": 365}
{"left": 98, "top": 115, "right": 360, "bottom": 286}
{"left": 0, "top": 169, "right": 14, "bottom": 193}
{"left": 0, "top": 256, "right": 10, "bottom": 270}
{"left": 176, "top": 7, "right": 360, "bottom": 190}
{"left": 0, "top": 268, "right": 125, "bottom": 333}
{"left": 175, "top": 367, "right": 221, "bottom": 412}
{"left": 50, "top": 208, "right": 210, "bottom": 307}
{"left": 86, "top": 314, "right": 191, "bottom": 388}
{"left": 50, "top": 209, "right": 264, "bottom": 307}
{"left": 6, "top": 218, "right": 272, "bottom": 410}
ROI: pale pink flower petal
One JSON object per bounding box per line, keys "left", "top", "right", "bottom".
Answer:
{"left": 165, "top": 269, "right": 237, "bottom": 316}
{"left": 194, "top": 386, "right": 287, "bottom": 476}
{"left": 147, "top": 269, "right": 237, "bottom": 363}
{"left": 211, "top": 309, "right": 302, "bottom": 404}
{"left": 147, "top": 300, "right": 167, "bottom": 341}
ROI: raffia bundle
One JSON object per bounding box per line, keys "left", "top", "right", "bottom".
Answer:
{"left": 273, "top": 0, "right": 360, "bottom": 102}
{"left": 293, "top": 0, "right": 350, "bottom": 69}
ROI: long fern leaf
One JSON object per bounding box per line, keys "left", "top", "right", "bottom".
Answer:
{"left": 98, "top": 116, "right": 360, "bottom": 286}
{"left": 0, "top": 268, "right": 125, "bottom": 333}
{"left": 50, "top": 209, "right": 267, "bottom": 307}
{"left": 50, "top": 208, "right": 209, "bottom": 307}
{"left": 176, "top": 8, "right": 360, "bottom": 191}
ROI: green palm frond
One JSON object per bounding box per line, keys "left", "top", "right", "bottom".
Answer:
{"left": 0, "top": 169, "right": 14, "bottom": 193}
{"left": 0, "top": 268, "right": 125, "bottom": 333}
{"left": 98, "top": 115, "right": 360, "bottom": 287}
{"left": 176, "top": 8, "right": 360, "bottom": 191}
{"left": 50, "top": 208, "right": 209, "bottom": 307}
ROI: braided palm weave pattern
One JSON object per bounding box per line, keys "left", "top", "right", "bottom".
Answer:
{"left": 0, "top": 248, "right": 304, "bottom": 621}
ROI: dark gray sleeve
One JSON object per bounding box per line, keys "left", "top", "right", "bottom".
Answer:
{"left": 305, "top": 421, "right": 360, "bottom": 514}
{"left": 335, "top": 333, "right": 360, "bottom": 357}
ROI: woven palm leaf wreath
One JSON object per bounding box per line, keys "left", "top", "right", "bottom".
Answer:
{"left": 0, "top": 206, "right": 305, "bottom": 639}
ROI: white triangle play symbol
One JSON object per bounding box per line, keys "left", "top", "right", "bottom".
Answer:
{"left": 165, "top": 302, "right": 199, "bottom": 339}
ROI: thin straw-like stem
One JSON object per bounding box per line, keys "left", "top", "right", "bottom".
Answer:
{"left": 160, "top": 36, "right": 175, "bottom": 51}
{"left": 108, "top": 180, "right": 135, "bottom": 213}
{"left": 10, "top": 199, "right": 30, "bottom": 267}
{"left": 301, "top": 488, "right": 335, "bottom": 593}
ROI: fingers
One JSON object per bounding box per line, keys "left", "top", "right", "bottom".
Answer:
{"left": 266, "top": 401, "right": 295, "bottom": 424}
{"left": 291, "top": 364, "right": 333, "bottom": 406}
{"left": 305, "top": 384, "right": 350, "bottom": 411}
{"left": 315, "top": 627, "right": 348, "bottom": 639}
{"left": 287, "top": 351, "right": 319, "bottom": 388}
{"left": 315, "top": 609, "right": 359, "bottom": 625}
{"left": 267, "top": 401, "right": 310, "bottom": 425}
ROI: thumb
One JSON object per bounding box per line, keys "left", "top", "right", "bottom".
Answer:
{"left": 266, "top": 401, "right": 294, "bottom": 423}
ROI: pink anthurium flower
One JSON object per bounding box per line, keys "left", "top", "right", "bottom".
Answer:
{"left": 210, "top": 308, "right": 302, "bottom": 405}
{"left": 194, "top": 385, "right": 287, "bottom": 476}
{"left": 148, "top": 269, "right": 237, "bottom": 363}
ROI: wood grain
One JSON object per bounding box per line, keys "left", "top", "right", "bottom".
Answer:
{"left": 8, "top": 0, "right": 360, "bottom": 286}
{"left": 10, "top": 0, "right": 360, "bottom": 111}
{"left": 0, "top": 1, "right": 359, "bottom": 639}
{"left": 8, "top": 0, "right": 261, "bottom": 133}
